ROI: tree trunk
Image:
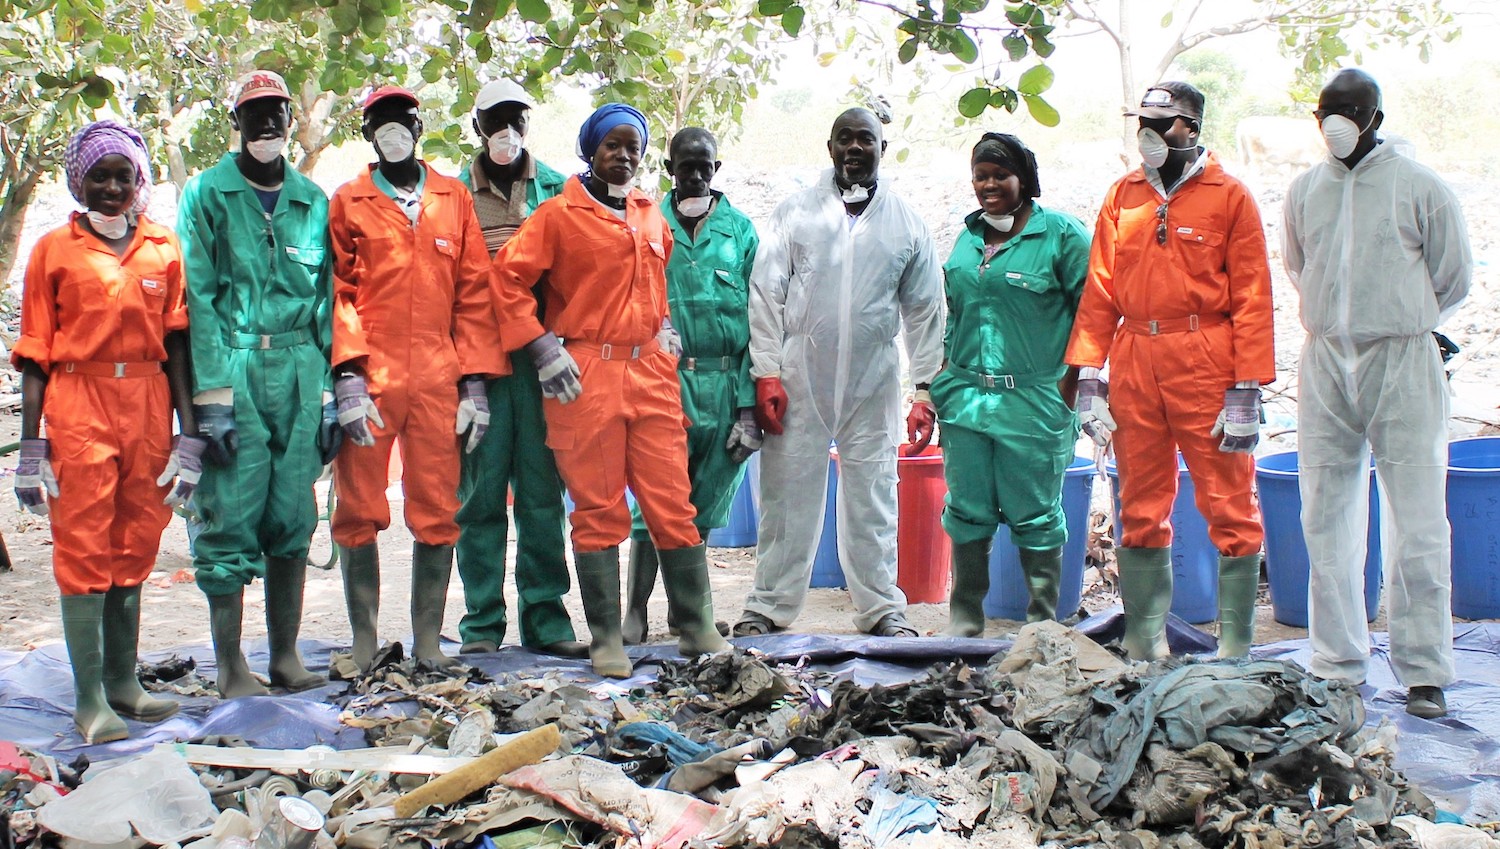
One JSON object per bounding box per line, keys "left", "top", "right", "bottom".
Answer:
{"left": 0, "top": 163, "right": 44, "bottom": 288}
{"left": 1116, "top": 0, "right": 1137, "bottom": 165}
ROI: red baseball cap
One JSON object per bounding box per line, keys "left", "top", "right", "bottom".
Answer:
{"left": 363, "top": 85, "right": 419, "bottom": 113}
{"left": 231, "top": 70, "right": 292, "bottom": 110}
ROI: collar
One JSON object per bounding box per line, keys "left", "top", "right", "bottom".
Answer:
{"left": 561, "top": 175, "right": 652, "bottom": 215}
{"left": 468, "top": 153, "right": 537, "bottom": 193}
{"left": 661, "top": 190, "right": 734, "bottom": 239}
{"left": 1330, "top": 137, "right": 1396, "bottom": 173}
{"left": 214, "top": 153, "right": 315, "bottom": 203}
{"left": 68, "top": 212, "right": 169, "bottom": 248}
{"left": 350, "top": 162, "right": 450, "bottom": 198}
{"left": 1130, "top": 149, "right": 1223, "bottom": 197}
{"left": 963, "top": 203, "right": 1046, "bottom": 240}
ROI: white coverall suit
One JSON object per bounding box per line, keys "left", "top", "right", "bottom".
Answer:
{"left": 1282, "top": 140, "right": 1471, "bottom": 687}
{"left": 746, "top": 170, "right": 946, "bottom": 631}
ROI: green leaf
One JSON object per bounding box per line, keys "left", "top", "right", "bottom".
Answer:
{"left": 1023, "top": 93, "right": 1059, "bottom": 126}
{"left": 516, "top": 0, "right": 550, "bottom": 24}
{"left": 1003, "top": 33, "right": 1028, "bottom": 61}
{"left": 948, "top": 29, "right": 977, "bottom": 63}
{"left": 897, "top": 37, "right": 918, "bottom": 64}
{"left": 623, "top": 30, "right": 661, "bottom": 53}
{"left": 1006, "top": 5, "right": 1028, "bottom": 25}
{"left": 421, "top": 54, "right": 446, "bottom": 83}
{"left": 781, "top": 5, "right": 804, "bottom": 37}
{"left": 475, "top": 37, "right": 493, "bottom": 63}
{"left": 957, "top": 86, "right": 990, "bottom": 118}
{"left": 1030, "top": 35, "right": 1054, "bottom": 58}
{"left": 1160, "top": 11, "right": 1172, "bottom": 28}
{"left": 757, "top": 0, "right": 794, "bottom": 14}
{"left": 1017, "top": 63, "right": 1052, "bottom": 95}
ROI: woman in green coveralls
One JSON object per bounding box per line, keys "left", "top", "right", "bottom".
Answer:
{"left": 936, "top": 133, "right": 1091, "bottom": 636}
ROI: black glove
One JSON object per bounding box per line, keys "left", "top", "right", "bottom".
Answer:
{"left": 317, "top": 399, "right": 343, "bottom": 466}
{"left": 1434, "top": 331, "right": 1460, "bottom": 365}
{"left": 193, "top": 403, "right": 239, "bottom": 466}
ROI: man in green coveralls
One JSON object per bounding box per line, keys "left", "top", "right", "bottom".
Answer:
{"left": 935, "top": 133, "right": 1090, "bottom": 635}
{"left": 177, "top": 70, "right": 334, "bottom": 696}
{"left": 455, "top": 80, "right": 585, "bottom": 657}
{"left": 622, "top": 127, "right": 761, "bottom": 644}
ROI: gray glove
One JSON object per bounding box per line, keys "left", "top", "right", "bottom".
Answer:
{"left": 525, "top": 332, "right": 583, "bottom": 403}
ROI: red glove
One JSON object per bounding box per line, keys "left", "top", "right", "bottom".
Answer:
{"left": 754, "top": 376, "right": 788, "bottom": 436}
{"left": 905, "top": 389, "right": 936, "bottom": 456}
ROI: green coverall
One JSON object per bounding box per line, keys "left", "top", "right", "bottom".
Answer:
{"left": 454, "top": 156, "right": 577, "bottom": 648}
{"left": 178, "top": 153, "right": 332, "bottom": 597}
{"left": 934, "top": 206, "right": 1089, "bottom": 549}
{"left": 628, "top": 192, "right": 760, "bottom": 542}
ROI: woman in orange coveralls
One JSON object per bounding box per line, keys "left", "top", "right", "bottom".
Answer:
{"left": 11, "top": 121, "right": 200, "bottom": 742}
{"left": 490, "top": 103, "right": 730, "bottom": 678}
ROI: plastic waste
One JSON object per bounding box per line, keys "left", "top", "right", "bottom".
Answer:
{"left": 1392, "top": 815, "right": 1500, "bottom": 849}
{"left": 36, "top": 749, "right": 219, "bottom": 844}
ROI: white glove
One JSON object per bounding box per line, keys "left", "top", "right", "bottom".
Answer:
{"left": 657, "top": 317, "right": 682, "bottom": 358}
{"left": 455, "top": 377, "right": 490, "bottom": 454}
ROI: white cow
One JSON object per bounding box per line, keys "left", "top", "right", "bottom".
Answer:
{"left": 1236, "top": 116, "right": 1326, "bottom": 179}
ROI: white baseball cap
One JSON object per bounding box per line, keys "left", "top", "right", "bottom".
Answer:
{"left": 475, "top": 80, "right": 537, "bottom": 113}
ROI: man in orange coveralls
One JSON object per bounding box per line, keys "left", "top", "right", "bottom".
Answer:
{"left": 328, "top": 86, "right": 503, "bottom": 673}
{"left": 1065, "top": 82, "right": 1274, "bottom": 661}
{"left": 489, "top": 102, "right": 730, "bottom": 679}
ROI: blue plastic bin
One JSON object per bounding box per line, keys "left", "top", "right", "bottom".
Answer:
{"left": 1447, "top": 437, "right": 1500, "bottom": 620}
{"left": 707, "top": 453, "right": 759, "bottom": 548}
{"left": 1255, "top": 450, "right": 1382, "bottom": 627}
{"left": 983, "top": 456, "right": 1096, "bottom": 620}
{"left": 1107, "top": 455, "right": 1218, "bottom": 624}
{"left": 810, "top": 450, "right": 847, "bottom": 589}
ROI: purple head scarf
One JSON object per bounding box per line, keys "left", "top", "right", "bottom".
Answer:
{"left": 63, "top": 120, "right": 152, "bottom": 214}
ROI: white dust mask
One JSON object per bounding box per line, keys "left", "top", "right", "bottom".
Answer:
{"left": 246, "top": 136, "right": 286, "bottom": 164}
{"left": 1137, "top": 128, "right": 1170, "bottom": 169}
{"left": 606, "top": 181, "right": 631, "bottom": 198}
{"left": 87, "top": 211, "right": 129, "bottom": 240}
{"left": 1320, "top": 113, "right": 1372, "bottom": 160}
{"left": 487, "top": 127, "right": 523, "bottom": 166}
{"left": 676, "top": 194, "right": 712, "bottom": 217}
{"left": 840, "top": 183, "right": 871, "bottom": 203}
{"left": 374, "top": 123, "right": 415, "bottom": 163}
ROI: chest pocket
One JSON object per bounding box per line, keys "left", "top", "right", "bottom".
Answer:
{"left": 1173, "top": 227, "right": 1225, "bottom": 277}
{"left": 284, "top": 244, "right": 324, "bottom": 268}
{"left": 712, "top": 266, "right": 747, "bottom": 293}
{"left": 1000, "top": 269, "right": 1056, "bottom": 295}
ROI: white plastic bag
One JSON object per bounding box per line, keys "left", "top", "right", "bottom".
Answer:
{"left": 38, "top": 749, "right": 219, "bottom": 844}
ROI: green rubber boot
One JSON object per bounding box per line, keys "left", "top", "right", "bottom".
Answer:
{"left": 265, "top": 556, "right": 325, "bottom": 691}
{"left": 944, "top": 538, "right": 993, "bottom": 637}
{"left": 339, "top": 543, "right": 380, "bottom": 673}
{"left": 1118, "top": 546, "right": 1173, "bottom": 662}
{"left": 573, "top": 547, "right": 632, "bottom": 678}
{"left": 1020, "top": 546, "right": 1064, "bottom": 623}
{"left": 656, "top": 543, "right": 730, "bottom": 657}
{"left": 622, "top": 536, "right": 658, "bottom": 646}
{"left": 412, "top": 543, "right": 460, "bottom": 672}
{"left": 101, "top": 586, "right": 178, "bottom": 722}
{"left": 207, "top": 589, "right": 269, "bottom": 698}
{"left": 60, "top": 594, "right": 128, "bottom": 743}
{"left": 1216, "top": 552, "right": 1261, "bottom": 658}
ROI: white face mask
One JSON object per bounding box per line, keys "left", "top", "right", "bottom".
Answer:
{"left": 1319, "top": 113, "right": 1373, "bottom": 160}
{"left": 676, "top": 194, "right": 712, "bottom": 217}
{"left": 86, "top": 211, "right": 129, "bottom": 240}
{"left": 486, "top": 127, "right": 523, "bottom": 166}
{"left": 1137, "top": 128, "right": 1170, "bottom": 169}
{"left": 245, "top": 136, "right": 286, "bottom": 164}
{"left": 374, "top": 123, "right": 416, "bottom": 163}
{"left": 839, "top": 183, "right": 871, "bottom": 204}
{"left": 980, "top": 213, "right": 1014, "bottom": 232}
{"left": 606, "top": 181, "right": 631, "bottom": 198}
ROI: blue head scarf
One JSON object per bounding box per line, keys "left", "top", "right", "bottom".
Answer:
{"left": 576, "top": 103, "right": 649, "bottom": 163}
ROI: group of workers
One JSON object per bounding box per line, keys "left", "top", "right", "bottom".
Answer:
{"left": 11, "top": 63, "right": 1468, "bottom": 744}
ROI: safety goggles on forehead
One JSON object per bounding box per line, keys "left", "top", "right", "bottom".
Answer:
{"left": 1311, "top": 105, "right": 1375, "bottom": 122}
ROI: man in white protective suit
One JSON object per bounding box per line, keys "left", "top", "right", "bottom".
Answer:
{"left": 1283, "top": 68, "right": 1472, "bottom": 719}
{"left": 733, "top": 107, "right": 945, "bottom": 639}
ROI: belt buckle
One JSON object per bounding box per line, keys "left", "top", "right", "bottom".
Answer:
{"left": 599, "top": 343, "right": 613, "bottom": 360}
{"left": 1148, "top": 320, "right": 1160, "bottom": 335}
{"left": 683, "top": 357, "right": 697, "bottom": 371}
{"left": 630, "top": 345, "right": 642, "bottom": 359}
{"left": 260, "top": 334, "right": 274, "bottom": 349}
{"left": 1188, "top": 314, "right": 1200, "bottom": 332}
{"left": 113, "top": 363, "right": 126, "bottom": 378}
{"left": 719, "top": 356, "right": 731, "bottom": 369}
{"left": 982, "top": 374, "right": 995, "bottom": 388}
{"left": 1003, "top": 374, "right": 1016, "bottom": 390}
{"left": 64, "top": 363, "right": 76, "bottom": 374}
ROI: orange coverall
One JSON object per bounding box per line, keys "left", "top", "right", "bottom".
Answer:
{"left": 12, "top": 215, "right": 188, "bottom": 595}
{"left": 490, "top": 177, "right": 699, "bottom": 553}
{"left": 329, "top": 165, "right": 503, "bottom": 548}
{"left": 1065, "top": 153, "right": 1274, "bottom": 557}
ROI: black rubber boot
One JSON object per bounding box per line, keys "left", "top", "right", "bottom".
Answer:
{"left": 265, "top": 556, "right": 325, "bottom": 690}
{"left": 411, "top": 542, "right": 461, "bottom": 672}
{"left": 207, "top": 589, "right": 269, "bottom": 698}
{"left": 102, "top": 586, "right": 179, "bottom": 722}
{"left": 622, "top": 536, "right": 658, "bottom": 645}
{"left": 656, "top": 543, "right": 731, "bottom": 657}
{"left": 1019, "top": 546, "right": 1064, "bottom": 623}
{"left": 61, "top": 594, "right": 128, "bottom": 743}
{"left": 573, "top": 547, "right": 632, "bottom": 678}
{"left": 944, "top": 538, "right": 993, "bottom": 637}
{"left": 339, "top": 543, "right": 380, "bottom": 673}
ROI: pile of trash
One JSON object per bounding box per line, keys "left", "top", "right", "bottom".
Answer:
{"left": 3, "top": 621, "right": 1498, "bottom": 848}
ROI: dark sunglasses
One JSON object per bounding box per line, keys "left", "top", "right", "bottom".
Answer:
{"left": 1156, "top": 203, "right": 1168, "bottom": 246}
{"left": 1312, "top": 105, "right": 1374, "bottom": 122}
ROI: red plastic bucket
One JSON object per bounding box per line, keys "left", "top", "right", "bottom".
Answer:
{"left": 897, "top": 445, "right": 951, "bottom": 603}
